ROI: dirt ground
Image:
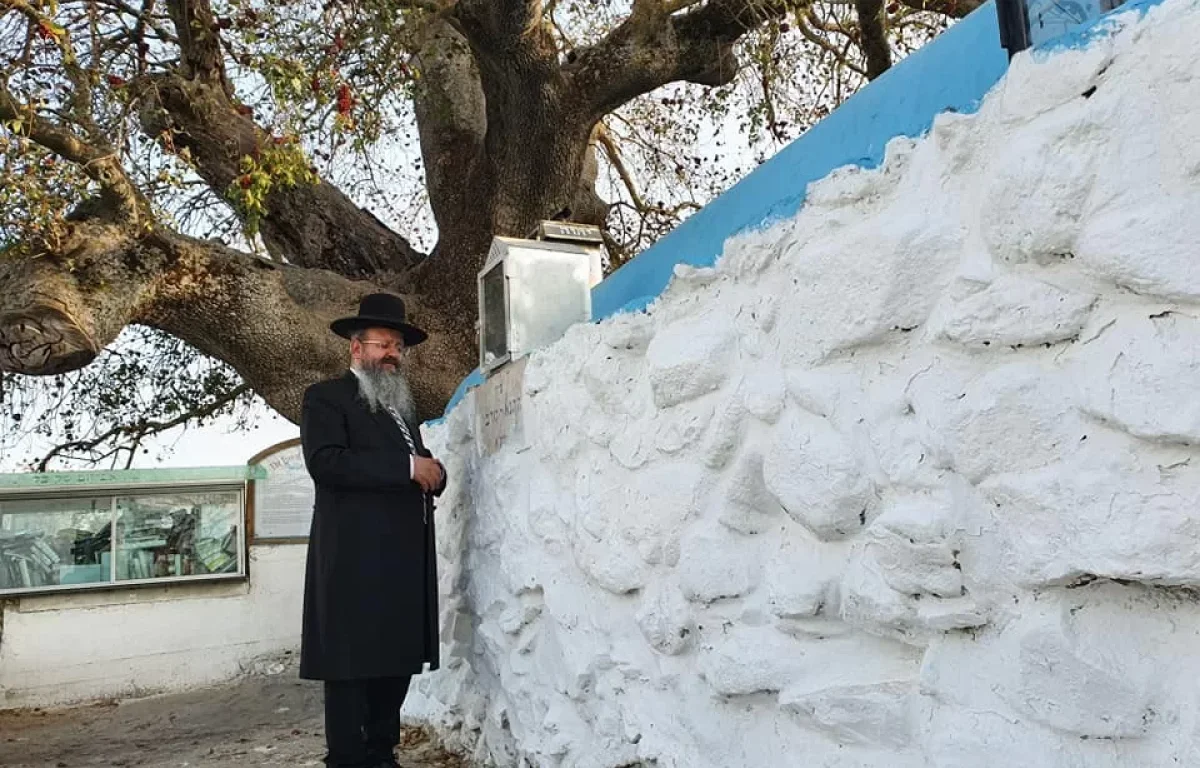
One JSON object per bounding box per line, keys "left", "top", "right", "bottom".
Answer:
{"left": 0, "top": 664, "right": 466, "bottom": 768}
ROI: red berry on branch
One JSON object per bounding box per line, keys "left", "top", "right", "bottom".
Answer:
{"left": 336, "top": 84, "right": 353, "bottom": 114}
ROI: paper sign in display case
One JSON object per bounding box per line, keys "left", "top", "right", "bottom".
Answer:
{"left": 0, "top": 466, "right": 252, "bottom": 596}
{"left": 477, "top": 221, "right": 604, "bottom": 376}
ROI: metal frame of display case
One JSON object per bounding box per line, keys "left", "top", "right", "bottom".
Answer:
{"left": 997, "top": 0, "right": 1129, "bottom": 57}
{"left": 476, "top": 221, "right": 604, "bottom": 378}
{"left": 0, "top": 466, "right": 257, "bottom": 598}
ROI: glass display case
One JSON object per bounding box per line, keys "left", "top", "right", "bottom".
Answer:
{"left": 0, "top": 468, "right": 250, "bottom": 596}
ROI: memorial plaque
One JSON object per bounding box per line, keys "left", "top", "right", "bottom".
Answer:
{"left": 248, "top": 440, "right": 314, "bottom": 542}
{"left": 475, "top": 357, "right": 527, "bottom": 456}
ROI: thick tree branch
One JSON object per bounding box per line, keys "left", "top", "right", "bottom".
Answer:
{"left": 827, "top": 0, "right": 983, "bottom": 16}
{"left": 163, "top": 0, "right": 230, "bottom": 93}
{"left": 0, "top": 212, "right": 469, "bottom": 423}
{"left": 567, "top": 0, "right": 790, "bottom": 121}
{"left": 152, "top": 0, "right": 422, "bottom": 279}
{"left": 136, "top": 75, "right": 423, "bottom": 276}
{"left": 897, "top": 0, "right": 982, "bottom": 15}
{"left": 854, "top": 0, "right": 892, "bottom": 78}
{"left": 453, "top": 0, "right": 548, "bottom": 58}
{"left": 406, "top": 19, "right": 492, "bottom": 308}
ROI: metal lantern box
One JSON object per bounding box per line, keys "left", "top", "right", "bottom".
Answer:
{"left": 997, "top": 0, "right": 1127, "bottom": 56}
{"left": 477, "top": 224, "right": 602, "bottom": 376}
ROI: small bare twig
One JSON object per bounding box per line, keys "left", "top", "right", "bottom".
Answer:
{"left": 35, "top": 382, "right": 251, "bottom": 471}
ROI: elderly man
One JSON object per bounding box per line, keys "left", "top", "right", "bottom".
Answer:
{"left": 299, "top": 293, "right": 447, "bottom": 768}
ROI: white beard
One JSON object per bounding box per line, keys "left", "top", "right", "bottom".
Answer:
{"left": 354, "top": 363, "right": 416, "bottom": 424}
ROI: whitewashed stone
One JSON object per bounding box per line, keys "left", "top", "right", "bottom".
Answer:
{"left": 610, "top": 424, "right": 653, "bottom": 469}
{"left": 697, "top": 627, "right": 808, "bottom": 696}
{"left": 840, "top": 544, "right": 928, "bottom": 647}
{"left": 635, "top": 583, "right": 694, "bottom": 656}
{"left": 582, "top": 344, "right": 653, "bottom": 421}
{"left": 718, "top": 451, "right": 783, "bottom": 535}
{"left": 931, "top": 275, "right": 1096, "bottom": 348}
{"left": 864, "top": 396, "right": 945, "bottom": 488}
{"left": 654, "top": 400, "right": 714, "bottom": 455}
{"left": 717, "top": 504, "right": 778, "bottom": 537}
{"left": 1076, "top": 314, "right": 1200, "bottom": 445}
{"left": 867, "top": 494, "right": 963, "bottom": 598}
{"left": 776, "top": 211, "right": 962, "bottom": 363}
{"left": 764, "top": 411, "right": 875, "bottom": 540}
{"left": 980, "top": 449, "right": 1200, "bottom": 588}
{"left": 979, "top": 107, "right": 1104, "bottom": 265}
{"left": 702, "top": 393, "right": 747, "bottom": 470}
{"left": 912, "top": 362, "right": 1084, "bottom": 483}
{"left": 1077, "top": 191, "right": 1200, "bottom": 302}
{"left": 733, "top": 295, "right": 781, "bottom": 357}
{"left": 988, "top": 42, "right": 1115, "bottom": 122}
{"left": 646, "top": 315, "right": 736, "bottom": 408}
{"left": 400, "top": 9, "right": 1200, "bottom": 766}
{"left": 784, "top": 365, "right": 862, "bottom": 425}
{"left": 764, "top": 537, "right": 843, "bottom": 620}
{"left": 677, "top": 525, "right": 760, "bottom": 604}
{"left": 576, "top": 460, "right": 703, "bottom": 568}
{"left": 871, "top": 491, "right": 958, "bottom": 543}
{"left": 999, "top": 626, "right": 1152, "bottom": 738}
{"left": 740, "top": 365, "right": 786, "bottom": 423}
{"left": 601, "top": 312, "right": 655, "bottom": 351}
{"left": 916, "top": 597, "right": 988, "bottom": 632}
{"left": 780, "top": 681, "right": 914, "bottom": 748}
{"left": 867, "top": 533, "right": 962, "bottom": 599}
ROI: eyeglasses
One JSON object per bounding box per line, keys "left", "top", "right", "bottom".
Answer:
{"left": 358, "top": 339, "right": 409, "bottom": 356}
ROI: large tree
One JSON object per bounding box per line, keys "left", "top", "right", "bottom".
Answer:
{"left": 0, "top": 0, "right": 976, "bottom": 469}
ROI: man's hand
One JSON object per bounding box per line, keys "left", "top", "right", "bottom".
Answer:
{"left": 412, "top": 456, "right": 443, "bottom": 493}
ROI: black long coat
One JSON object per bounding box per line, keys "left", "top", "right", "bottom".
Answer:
{"left": 297, "top": 371, "right": 446, "bottom": 681}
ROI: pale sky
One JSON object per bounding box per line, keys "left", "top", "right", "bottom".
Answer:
{"left": 0, "top": 405, "right": 300, "bottom": 472}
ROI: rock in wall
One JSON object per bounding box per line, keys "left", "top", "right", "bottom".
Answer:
{"left": 408, "top": 2, "right": 1200, "bottom": 765}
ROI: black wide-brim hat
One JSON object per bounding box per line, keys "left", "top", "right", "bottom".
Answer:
{"left": 330, "top": 292, "right": 428, "bottom": 346}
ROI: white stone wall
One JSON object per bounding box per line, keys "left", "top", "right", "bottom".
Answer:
{"left": 0, "top": 544, "right": 306, "bottom": 709}
{"left": 407, "top": 2, "right": 1200, "bottom": 765}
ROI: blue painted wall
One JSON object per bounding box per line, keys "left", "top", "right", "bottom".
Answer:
{"left": 437, "top": 0, "right": 1163, "bottom": 421}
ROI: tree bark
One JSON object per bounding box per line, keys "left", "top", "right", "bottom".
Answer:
{"left": 855, "top": 0, "right": 893, "bottom": 80}
{"left": 407, "top": 15, "right": 607, "bottom": 319}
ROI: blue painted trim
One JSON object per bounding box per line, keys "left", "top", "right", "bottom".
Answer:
{"left": 590, "top": 3, "right": 1010, "bottom": 320}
